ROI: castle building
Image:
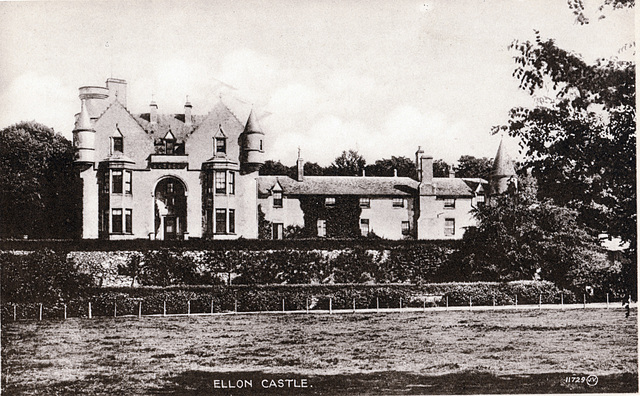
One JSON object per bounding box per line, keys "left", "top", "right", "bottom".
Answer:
{"left": 73, "top": 78, "right": 513, "bottom": 240}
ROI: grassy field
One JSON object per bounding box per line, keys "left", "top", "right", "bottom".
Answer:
{"left": 1, "top": 308, "right": 637, "bottom": 394}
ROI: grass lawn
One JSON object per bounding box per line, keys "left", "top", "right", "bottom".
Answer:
{"left": 1, "top": 308, "right": 637, "bottom": 394}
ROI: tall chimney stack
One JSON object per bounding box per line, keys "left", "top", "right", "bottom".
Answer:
{"left": 296, "top": 148, "right": 304, "bottom": 182}
{"left": 150, "top": 96, "right": 158, "bottom": 124}
{"left": 184, "top": 96, "right": 192, "bottom": 126}
{"left": 421, "top": 155, "right": 433, "bottom": 185}
{"left": 415, "top": 146, "right": 425, "bottom": 181}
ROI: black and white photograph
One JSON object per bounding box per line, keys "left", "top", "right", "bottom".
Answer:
{"left": 0, "top": 0, "right": 636, "bottom": 394}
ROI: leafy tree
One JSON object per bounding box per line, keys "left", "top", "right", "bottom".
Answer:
{"left": 497, "top": 32, "right": 636, "bottom": 296}
{"left": 450, "top": 177, "right": 603, "bottom": 290}
{"left": 329, "top": 150, "right": 366, "bottom": 176}
{"left": 0, "top": 122, "right": 81, "bottom": 239}
{"left": 259, "top": 160, "right": 293, "bottom": 177}
{"left": 303, "top": 161, "right": 326, "bottom": 176}
{"left": 365, "top": 156, "right": 416, "bottom": 177}
{"left": 455, "top": 155, "right": 493, "bottom": 180}
{"left": 432, "top": 159, "right": 450, "bottom": 177}
{"left": 568, "top": 0, "right": 634, "bottom": 24}
{"left": 1, "top": 249, "right": 92, "bottom": 303}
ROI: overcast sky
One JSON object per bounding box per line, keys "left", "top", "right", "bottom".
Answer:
{"left": 0, "top": 0, "right": 633, "bottom": 166}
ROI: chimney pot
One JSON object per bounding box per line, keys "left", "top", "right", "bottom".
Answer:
{"left": 184, "top": 96, "right": 192, "bottom": 126}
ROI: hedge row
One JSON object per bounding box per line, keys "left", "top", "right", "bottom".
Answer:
{"left": 1, "top": 281, "right": 577, "bottom": 321}
{"left": 0, "top": 238, "right": 460, "bottom": 252}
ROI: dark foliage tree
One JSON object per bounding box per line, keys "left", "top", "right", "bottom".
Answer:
{"left": 432, "top": 159, "right": 450, "bottom": 177}
{"left": 449, "top": 178, "right": 604, "bottom": 290}
{"left": 455, "top": 155, "right": 493, "bottom": 180}
{"left": 568, "top": 0, "right": 634, "bottom": 24}
{"left": 0, "top": 122, "right": 81, "bottom": 239}
{"left": 259, "top": 160, "right": 294, "bottom": 177}
{"left": 299, "top": 196, "right": 362, "bottom": 238}
{"left": 365, "top": 156, "right": 416, "bottom": 178}
{"left": 329, "top": 150, "right": 366, "bottom": 176}
{"left": 303, "top": 161, "right": 326, "bottom": 176}
{"left": 497, "top": 32, "right": 636, "bottom": 296}
{"left": 1, "top": 249, "right": 92, "bottom": 303}
{"left": 120, "top": 249, "right": 209, "bottom": 286}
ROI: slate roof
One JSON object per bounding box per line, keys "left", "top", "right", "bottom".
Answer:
{"left": 257, "top": 176, "right": 419, "bottom": 196}
{"left": 492, "top": 139, "right": 516, "bottom": 177}
{"left": 432, "top": 178, "right": 488, "bottom": 197}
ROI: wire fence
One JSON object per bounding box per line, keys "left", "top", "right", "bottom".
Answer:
{"left": 2, "top": 293, "right": 625, "bottom": 322}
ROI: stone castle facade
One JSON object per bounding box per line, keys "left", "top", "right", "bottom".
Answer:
{"left": 73, "top": 78, "right": 515, "bottom": 240}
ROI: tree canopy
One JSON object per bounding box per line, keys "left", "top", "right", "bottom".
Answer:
{"left": 455, "top": 155, "right": 493, "bottom": 180}
{"left": 0, "top": 122, "right": 81, "bottom": 239}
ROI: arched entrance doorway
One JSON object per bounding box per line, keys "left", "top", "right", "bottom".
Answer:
{"left": 154, "top": 177, "right": 187, "bottom": 240}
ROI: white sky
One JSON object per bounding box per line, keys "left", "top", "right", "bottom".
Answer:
{"left": 0, "top": 0, "right": 634, "bottom": 166}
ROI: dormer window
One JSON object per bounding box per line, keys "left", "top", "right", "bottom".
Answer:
{"left": 113, "top": 137, "right": 123, "bottom": 153}
{"left": 215, "top": 137, "right": 226, "bottom": 154}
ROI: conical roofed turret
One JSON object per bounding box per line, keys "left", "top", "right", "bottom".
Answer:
{"left": 240, "top": 109, "right": 265, "bottom": 173}
{"left": 490, "top": 138, "right": 516, "bottom": 194}
{"left": 73, "top": 99, "right": 96, "bottom": 163}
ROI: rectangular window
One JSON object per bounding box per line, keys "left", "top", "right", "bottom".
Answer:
{"left": 476, "top": 194, "right": 485, "bottom": 205}
{"left": 259, "top": 139, "right": 263, "bottom": 151}
{"left": 112, "top": 209, "right": 123, "bottom": 233}
{"left": 215, "top": 171, "right": 226, "bottom": 194}
{"left": 273, "top": 191, "right": 283, "bottom": 208}
{"left": 124, "top": 170, "right": 132, "bottom": 194}
{"left": 125, "top": 209, "right": 132, "bottom": 233}
{"left": 167, "top": 182, "right": 174, "bottom": 193}
{"left": 444, "top": 198, "right": 456, "bottom": 209}
{"left": 216, "top": 138, "right": 226, "bottom": 154}
{"left": 317, "top": 219, "right": 326, "bottom": 237}
{"left": 112, "top": 170, "right": 123, "bottom": 194}
{"left": 102, "top": 172, "right": 109, "bottom": 194}
{"left": 228, "top": 172, "right": 235, "bottom": 195}
{"left": 360, "top": 219, "right": 369, "bottom": 236}
{"left": 166, "top": 140, "right": 174, "bottom": 155}
{"left": 113, "top": 137, "right": 123, "bottom": 153}
{"left": 325, "top": 197, "right": 336, "bottom": 207}
{"left": 359, "top": 197, "right": 370, "bottom": 208}
{"left": 444, "top": 218, "right": 455, "bottom": 236}
{"left": 402, "top": 221, "right": 410, "bottom": 235}
{"left": 215, "top": 209, "right": 226, "bottom": 233}
{"left": 205, "top": 173, "right": 213, "bottom": 194}
{"left": 392, "top": 197, "right": 404, "bottom": 207}
{"left": 273, "top": 223, "right": 283, "bottom": 240}
{"left": 228, "top": 209, "right": 235, "bottom": 234}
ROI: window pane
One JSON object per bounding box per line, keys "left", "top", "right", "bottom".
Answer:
{"left": 273, "top": 191, "right": 283, "bottom": 207}
{"left": 393, "top": 197, "right": 404, "bottom": 207}
{"left": 216, "top": 209, "right": 226, "bottom": 233}
{"left": 124, "top": 170, "right": 132, "bottom": 194}
{"left": 317, "top": 219, "right": 326, "bottom": 237}
{"left": 228, "top": 209, "right": 235, "bottom": 234}
{"left": 102, "top": 172, "right": 109, "bottom": 194}
{"left": 215, "top": 171, "right": 226, "bottom": 194}
{"left": 112, "top": 170, "right": 123, "bottom": 194}
{"left": 359, "top": 197, "right": 370, "bottom": 208}
{"left": 125, "top": 209, "right": 132, "bottom": 233}
{"left": 444, "top": 219, "right": 455, "bottom": 236}
{"left": 325, "top": 197, "right": 335, "bottom": 206}
{"left": 229, "top": 172, "right": 235, "bottom": 195}
{"left": 444, "top": 198, "right": 455, "bottom": 209}
{"left": 112, "top": 209, "right": 122, "bottom": 233}
{"left": 402, "top": 221, "right": 410, "bottom": 235}
{"left": 360, "top": 219, "right": 369, "bottom": 236}
{"left": 113, "top": 137, "right": 123, "bottom": 153}
{"left": 216, "top": 138, "right": 226, "bottom": 153}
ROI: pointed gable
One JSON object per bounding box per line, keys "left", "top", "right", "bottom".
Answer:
{"left": 492, "top": 139, "right": 516, "bottom": 178}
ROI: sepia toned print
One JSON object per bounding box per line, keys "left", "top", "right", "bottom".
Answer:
{"left": 0, "top": 0, "right": 635, "bottom": 394}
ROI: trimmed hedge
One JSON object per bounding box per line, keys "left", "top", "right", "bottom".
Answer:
{"left": 1, "top": 281, "right": 577, "bottom": 322}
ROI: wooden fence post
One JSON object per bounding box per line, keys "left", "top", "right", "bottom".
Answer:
{"left": 561, "top": 293, "right": 564, "bottom": 309}
{"left": 515, "top": 295, "right": 517, "bottom": 306}
{"left": 187, "top": 300, "right": 191, "bottom": 316}
{"left": 329, "top": 298, "right": 333, "bottom": 315}
{"left": 13, "top": 304, "right": 16, "bottom": 321}
{"left": 400, "top": 298, "right": 403, "bottom": 309}
{"left": 583, "top": 294, "right": 586, "bottom": 309}
{"left": 64, "top": 304, "right": 67, "bottom": 320}
{"left": 211, "top": 300, "right": 214, "bottom": 314}
{"left": 39, "top": 303, "right": 43, "bottom": 321}
{"left": 539, "top": 294, "right": 542, "bottom": 309}
{"left": 376, "top": 297, "right": 379, "bottom": 312}
{"left": 163, "top": 300, "right": 167, "bottom": 317}
{"left": 352, "top": 298, "right": 356, "bottom": 314}
{"left": 446, "top": 296, "right": 448, "bottom": 310}
{"left": 607, "top": 293, "right": 609, "bottom": 309}
{"left": 306, "top": 297, "right": 309, "bottom": 314}
{"left": 114, "top": 302, "right": 117, "bottom": 318}
{"left": 469, "top": 296, "right": 472, "bottom": 310}
{"left": 423, "top": 300, "right": 426, "bottom": 312}
{"left": 282, "top": 299, "right": 285, "bottom": 312}
{"left": 88, "top": 302, "right": 92, "bottom": 319}
{"left": 493, "top": 297, "right": 496, "bottom": 309}
{"left": 138, "top": 301, "right": 142, "bottom": 318}
{"left": 234, "top": 299, "right": 237, "bottom": 314}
